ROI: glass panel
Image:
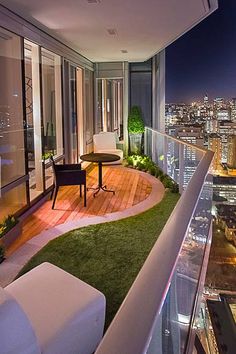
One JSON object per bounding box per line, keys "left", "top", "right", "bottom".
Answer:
{"left": 167, "top": 138, "right": 180, "bottom": 183}
{"left": 130, "top": 71, "right": 152, "bottom": 127}
{"left": 183, "top": 145, "right": 204, "bottom": 188}
{"left": 41, "top": 48, "right": 63, "bottom": 158}
{"left": 96, "top": 78, "right": 123, "bottom": 139}
{"left": 146, "top": 176, "right": 213, "bottom": 354}
{"left": 69, "top": 65, "right": 78, "bottom": 163}
{"left": 24, "top": 40, "right": 43, "bottom": 201}
{"left": 145, "top": 128, "right": 205, "bottom": 192}
{"left": 44, "top": 158, "right": 63, "bottom": 190}
{"left": 0, "top": 27, "right": 25, "bottom": 187}
{"left": 0, "top": 183, "right": 27, "bottom": 222}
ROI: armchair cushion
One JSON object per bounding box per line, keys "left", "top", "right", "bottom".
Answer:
{"left": 93, "top": 132, "right": 123, "bottom": 164}
{"left": 93, "top": 132, "right": 117, "bottom": 152}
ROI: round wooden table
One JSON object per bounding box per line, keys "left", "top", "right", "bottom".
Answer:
{"left": 80, "top": 153, "right": 120, "bottom": 196}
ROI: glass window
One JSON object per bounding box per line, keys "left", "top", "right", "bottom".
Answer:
{"left": 0, "top": 28, "right": 25, "bottom": 187}
{"left": 130, "top": 71, "right": 152, "bottom": 127}
{"left": 69, "top": 65, "right": 78, "bottom": 163}
{"left": 96, "top": 78, "right": 123, "bottom": 139}
{"left": 0, "top": 183, "right": 27, "bottom": 222}
{"left": 84, "top": 69, "right": 94, "bottom": 153}
{"left": 130, "top": 59, "right": 152, "bottom": 127}
{"left": 24, "top": 40, "right": 43, "bottom": 201}
{"left": 41, "top": 48, "right": 63, "bottom": 158}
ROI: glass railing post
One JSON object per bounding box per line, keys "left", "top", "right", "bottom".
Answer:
{"left": 179, "top": 143, "right": 184, "bottom": 194}
{"left": 144, "top": 127, "right": 148, "bottom": 155}
{"left": 163, "top": 135, "right": 168, "bottom": 173}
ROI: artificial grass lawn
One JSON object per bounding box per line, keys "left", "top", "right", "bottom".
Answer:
{"left": 18, "top": 191, "right": 179, "bottom": 328}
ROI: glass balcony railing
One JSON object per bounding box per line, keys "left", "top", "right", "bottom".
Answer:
{"left": 95, "top": 127, "right": 214, "bottom": 354}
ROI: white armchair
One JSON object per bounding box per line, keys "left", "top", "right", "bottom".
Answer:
{"left": 0, "top": 262, "right": 106, "bottom": 354}
{"left": 93, "top": 132, "right": 123, "bottom": 164}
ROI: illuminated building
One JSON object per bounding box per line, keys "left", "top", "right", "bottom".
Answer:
{"left": 208, "top": 134, "right": 222, "bottom": 172}
{"left": 230, "top": 97, "right": 236, "bottom": 122}
{"left": 213, "top": 176, "right": 236, "bottom": 205}
{"left": 205, "top": 118, "right": 218, "bottom": 133}
{"left": 216, "top": 108, "right": 229, "bottom": 122}
{"left": 219, "top": 121, "right": 236, "bottom": 162}
{"left": 227, "top": 135, "right": 236, "bottom": 175}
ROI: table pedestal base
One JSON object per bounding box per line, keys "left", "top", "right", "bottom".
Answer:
{"left": 87, "top": 185, "right": 115, "bottom": 197}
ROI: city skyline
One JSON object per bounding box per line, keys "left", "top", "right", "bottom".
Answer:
{"left": 166, "top": 0, "right": 236, "bottom": 103}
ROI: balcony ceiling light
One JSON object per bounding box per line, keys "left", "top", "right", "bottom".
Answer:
{"left": 107, "top": 28, "right": 117, "bottom": 36}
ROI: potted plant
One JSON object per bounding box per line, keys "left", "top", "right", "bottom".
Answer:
{"left": 0, "top": 215, "right": 22, "bottom": 249}
{"left": 128, "top": 106, "right": 145, "bottom": 154}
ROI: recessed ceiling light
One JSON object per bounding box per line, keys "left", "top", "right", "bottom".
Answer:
{"left": 107, "top": 28, "right": 117, "bottom": 35}
{"left": 121, "top": 50, "right": 128, "bottom": 53}
{"left": 87, "top": 0, "right": 101, "bottom": 4}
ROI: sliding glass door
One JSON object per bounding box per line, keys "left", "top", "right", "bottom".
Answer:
{"left": 0, "top": 28, "right": 27, "bottom": 221}
{"left": 96, "top": 78, "right": 123, "bottom": 139}
{"left": 41, "top": 48, "right": 63, "bottom": 189}
{"left": 24, "top": 40, "right": 43, "bottom": 201}
{"left": 24, "top": 40, "right": 63, "bottom": 200}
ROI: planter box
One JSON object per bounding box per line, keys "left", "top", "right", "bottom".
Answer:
{"left": 129, "top": 133, "right": 143, "bottom": 154}
{"left": 0, "top": 222, "right": 22, "bottom": 249}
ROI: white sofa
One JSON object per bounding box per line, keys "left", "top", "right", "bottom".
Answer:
{"left": 0, "top": 262, "right": 106, "bottom": 354}
{"left": 93, "top": 132, "right": 123, "bottom": 164}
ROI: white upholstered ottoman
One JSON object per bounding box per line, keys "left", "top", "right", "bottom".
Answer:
{"left": 2, "top": 262, "right": 106, "bottom": 354}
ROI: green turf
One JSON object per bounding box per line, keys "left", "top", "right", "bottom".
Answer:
{"left": 18, "top": 191, "right": 179, "bottom": 328}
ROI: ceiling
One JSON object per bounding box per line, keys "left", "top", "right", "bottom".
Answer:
{"left": 0, "top": 0, "right": 218, "bottom": 62}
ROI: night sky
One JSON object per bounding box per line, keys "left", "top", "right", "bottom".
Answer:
{"left": 166, "top": 0, "right": 236, "bottom": 103}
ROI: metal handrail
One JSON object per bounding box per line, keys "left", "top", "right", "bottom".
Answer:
{"left": 146, "top": 126, "right": 209, "bottom": 153}
{"left": 95, "top": 131, "right": 214, "bottom": 354}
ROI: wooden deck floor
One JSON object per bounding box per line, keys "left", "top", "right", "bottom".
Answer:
{"left": 7, "top": 166, "right": 152, "bottom": 256}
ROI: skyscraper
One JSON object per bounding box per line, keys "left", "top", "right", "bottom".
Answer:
{"left": 227, "top": 135, "right": 236, "bottom": 173}
{"left": 208, "top": 134, "right": 222, "bottom": 172}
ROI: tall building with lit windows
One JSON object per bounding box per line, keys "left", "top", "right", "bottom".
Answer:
{"left": 208, "top": 134, "right": 222, "bottom": 172}
{"left": 230, "top": 98, "right": 236, "bottom": 122}
{"left": 227, "top": 135, "right": 236, "bottom": 171}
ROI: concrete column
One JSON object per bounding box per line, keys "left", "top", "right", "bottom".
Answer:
{"left": 54, "top": 55, "right": 63, "bottom": 156}
{"left": 152, "top": 50, "right": 165, "bottom": 133}
{"left": 77, "top": 67, "right": 84, "bottom": 156}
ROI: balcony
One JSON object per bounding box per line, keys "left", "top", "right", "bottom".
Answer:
{"left": 1, "top": 127, "right": 214, "bottom": 353}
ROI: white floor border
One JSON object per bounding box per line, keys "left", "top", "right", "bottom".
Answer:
{"left": 0, "top": 168, "right": 165, "bottom": 287}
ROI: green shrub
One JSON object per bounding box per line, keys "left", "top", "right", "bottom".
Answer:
{"left": 147, "top": 163, "right": 157, "bottom": 176}
{"left": 171, "top": 182, "right": 179, "bottom": 193}
{"left": 126, "top": 155, "right": 134, "bottom": 167}
{"left": 128, "top": 106, "right": 145, "bottom": 134}
{"left": 42, "top": 152, "right": 54, "bottom": 161}
{"left": 0, "top": 215, "right": 18, "bottom": 238}
{"left": 155, "top": 167, "right": 163, "bottom": 178}
{"left": 126, "top": 154, "right": 179, "bottom": 194}
{"left": 136, "top": 161, "right": 146, "bottom": 170}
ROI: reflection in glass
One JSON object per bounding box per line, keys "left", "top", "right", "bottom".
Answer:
{"left": 24, "top": 40, "right": 43, "bottom": 201}
{"left": 0, "top": 183, "right": 27, "bottom": 222}
{"left": 96, "top": 78, "right": 123, "bottom": 139}
{"left": 41, "top": 48, "right": 63, "bottom": 158}
{"left": 84, "top": 69, "right": 94, "bottom": 153}
{"left": 69, "top": 65, "right": 78, "bottom": 163}
{"left": 0, "top": 27, "right": 25, "bottom": 187}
